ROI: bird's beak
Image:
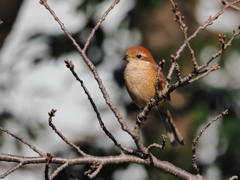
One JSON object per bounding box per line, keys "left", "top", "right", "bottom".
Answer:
{"left": 122, "top": 54, "right": 128, "bottom": 61}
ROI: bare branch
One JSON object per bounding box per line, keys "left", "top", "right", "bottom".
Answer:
{"left": 221, "top": 0, "right": 240, "bottom": 11}
{"left": 0, "top": 126, "right": 45, "bottom": 156}
{"left": 170, "top": 0, "right": 240, "bottom": 67}
{"left": 0, "top": 0, "right": 235, "bottom": 179}
{"left": 147, "top": 135, "right": 167, "bottom": 151}
{"left": 83, "top": 0, "right": 120, "bottom": 52}
{"left": 85, "top": 163, "right": 103, "bottom": 179}
{"left": 45, "top": 153, "right": 54, "bottom": 180}
{"left": 0, "top": 153, "right": 203, "bottom": 180}
{"left": 198, "top": 28, "right": 240, "bottom": 70}
{"left": 49, "top": 162, "right": 69, "bottom": 180}
{"left": 0, "top": 160, "right": 24, "bottom": 179}
{"left": 192, "top": 109, "right": 228, "bottom": 175}
{"left": 48, "top": 109, "right": 88, "bottom": 157}
{"left": 64, "top": 60, "right": 134, "bottom": 155}
{"left": 39, "top": 0, "right": 132, "bottom": 143}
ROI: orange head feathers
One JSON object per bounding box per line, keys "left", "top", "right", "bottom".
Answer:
{"left": 123, "top": 46, "right": 157, "bottom": 65}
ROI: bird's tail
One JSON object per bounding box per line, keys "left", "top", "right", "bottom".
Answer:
{"left": 157, "top": 106, "right": 185, "bottom": 147}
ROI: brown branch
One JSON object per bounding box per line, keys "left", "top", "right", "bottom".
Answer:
{"left": 0, "top": 126, "right": 45, "bottom": 156}
{"left": 64, "top": 59, "right": 134, "bottom": 155}
{"left": 198, "top": 27, "right": 240, "bottom": 70}
{"left": 221, "top": 0, "right": 240, "bottom": 11}
{"left": 147, "top": 135, "right": 167, "bottom": 151}
{"left": 49, "top": 162, "right": 69, "bottom": 180}
{"left": 45, "top": 153, "right": 54, "bottom": 180}
{"left": 39, "top": 0, "right": 132, "bottom": 144}
{"left": 191, "top": 109, "right": 228, "bottom": 174}
{"left": 0, "top": 159, "right": 24, "bottom": 179}
{"left": 83, "top": 0, "right": 120, "bottom": 52}
{"left": 48, "top": 109, "right": 88, "bottom": 157}
{"left": 189, "top": 63, "right": 220, "bottom": 84}
{"left": 85, "top": 162, "right": 103, "bottom": 179}
{"left": 169, "top": 0, "right": 240, "bottom": 72}
{"left": 0, "top": 153, "right": 203, "bottom": 180}
{"left": 170, "top": 0, "right": 199, "bottom": 72}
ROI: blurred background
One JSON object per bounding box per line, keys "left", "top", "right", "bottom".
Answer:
{"left": 0, "top": 0, "right": 240, "bottom": 179}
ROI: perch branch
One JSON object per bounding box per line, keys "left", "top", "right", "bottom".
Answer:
{"left": 0, "top": 153, "right": 203, "bottom": 180}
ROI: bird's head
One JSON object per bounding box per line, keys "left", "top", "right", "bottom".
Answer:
{"left": 123, "top": 46, "right": 156, "bottom": 65}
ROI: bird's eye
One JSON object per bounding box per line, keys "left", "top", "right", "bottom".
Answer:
{"left": 136, "top": 54, "right": 142, "bottom": 59}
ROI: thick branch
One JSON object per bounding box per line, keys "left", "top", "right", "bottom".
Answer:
{"left": 0, "top": 153, "right": 203, "bottom": 180}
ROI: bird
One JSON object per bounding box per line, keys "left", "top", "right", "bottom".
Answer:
{"left": 123, "top": 46, "right": 185, "bottom": 147}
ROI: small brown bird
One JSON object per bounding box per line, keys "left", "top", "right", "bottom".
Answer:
{"left": 123, "top": 46, "right": 185, "bottom": 147}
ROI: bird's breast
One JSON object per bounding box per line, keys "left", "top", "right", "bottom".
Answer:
{"left": 124, "top": 60, "right": 157, "bottom": 108}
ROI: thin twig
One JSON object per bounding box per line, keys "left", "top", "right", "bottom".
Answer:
{"left": 0, "top": 161, "right": 24, "bottom": 178}
{"left": 49, "top": 162, "right": 69, "bottom": 180}
{"left": 154, "top": 60, "right": 165, "bottom": 99}
{"left": 83, "top": 0, "right": 120, "bottom": 52}
{"left": 189, "top": 63, "right": 220, "bottom": 84}
{"left": 64, "top": 60, "right": 134, "bottom": 154}
{"left": 169, "top": 0, "right": 240, "bottom": 69}
{"left": 39, "top": 0, "right": 132, "bottom": 143}
{"left": 198, "top": 27, "right": 240, "bottom": 70}
{"left": 48, "top": 109, "right": 89, "bottom": 157}
{"left": 45, "top": 153, "right": 54, "bottom": 180}
{"left": 192, "top": 109, "right": 228, "bottom": 174}
{"left": 171, "top": 54, "right": 182, "bottom": 83}
{"left": 221, "top": 0, "right": 240, "bottom": 11}
{"left": 147, "top": 135, "right": 167, "bottom": 151}
{"left": 0, "top": 126, "right": 45, "bottom": 156}
{"left": 85, "top": 163, "right": 103, "bottom": 179}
